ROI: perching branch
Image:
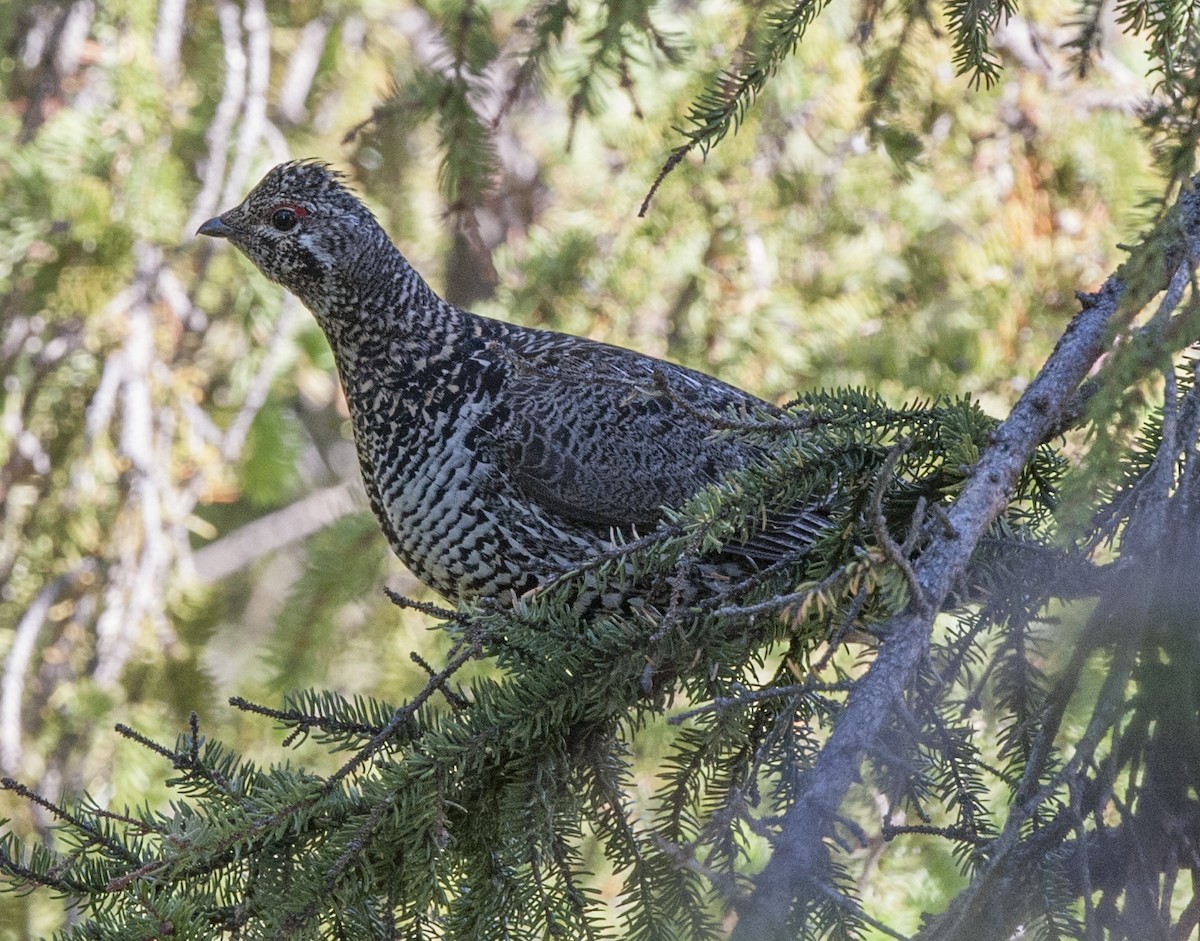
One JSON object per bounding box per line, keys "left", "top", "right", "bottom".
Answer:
{"left": 731, "top": 177, "right": 1200, "bottom": 939}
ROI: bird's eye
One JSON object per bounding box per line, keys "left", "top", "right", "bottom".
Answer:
{"left": 270, "top": 206, "right": 304, "bottom": 231}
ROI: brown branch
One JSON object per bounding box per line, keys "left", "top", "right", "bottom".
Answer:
{"left": 638, "top": 145, "right": 690, "bottom": 218}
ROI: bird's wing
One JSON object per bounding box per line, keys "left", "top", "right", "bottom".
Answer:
{"left": 725, "top": 505, "right": 833, "bottom": 564}
{"left": 483, "top": 338, "right": 771, "bottom": 531}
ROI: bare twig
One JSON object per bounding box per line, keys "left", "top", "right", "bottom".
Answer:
{"left": 639, "top": 146, "right": 689, "bottom": 218}
{"left": 382, "top": 587, "right": 467, "bottom": 624}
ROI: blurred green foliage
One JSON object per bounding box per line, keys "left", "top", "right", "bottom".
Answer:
{"left": 0, "top": 0, "right": 1195, "bottom": 936}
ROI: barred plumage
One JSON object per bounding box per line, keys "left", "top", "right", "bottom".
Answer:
{"left": 199, "top": 161, "right": 819, "bottom": 602}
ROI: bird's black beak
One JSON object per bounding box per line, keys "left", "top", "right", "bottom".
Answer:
{"left": 197, "top": 217, "right": 233, "bottom": 239}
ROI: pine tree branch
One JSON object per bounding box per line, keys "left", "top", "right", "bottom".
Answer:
{"left": 731, "top": 176, "right": 1200, "bottom": 939}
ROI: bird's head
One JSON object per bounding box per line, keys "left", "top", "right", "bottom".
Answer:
{"left": 198, "top": 161, "right": 387, "bottom": 311}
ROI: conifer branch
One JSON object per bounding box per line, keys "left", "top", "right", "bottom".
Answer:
{"left": 731, "top": 175, "right": 1200, "bottom": 939}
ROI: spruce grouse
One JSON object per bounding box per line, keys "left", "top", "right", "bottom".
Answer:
{"left": 198, "top": 161, "right": 820, "bottom": 602}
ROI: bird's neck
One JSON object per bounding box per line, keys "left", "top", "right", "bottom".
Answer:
{"left": 313, "top": 243, "right": 479, "bottom": 389}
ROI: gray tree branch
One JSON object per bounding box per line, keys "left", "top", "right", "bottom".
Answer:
{"left": 731, "top": 179, "right": 1200, "bottom": 939}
